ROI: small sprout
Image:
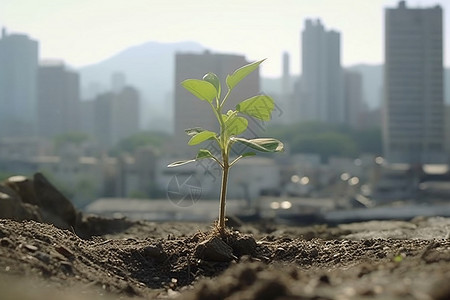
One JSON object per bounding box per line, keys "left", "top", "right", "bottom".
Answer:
{"left": 168, "top": 59, "right": 283, "bottom": 236}
{"left": 393, "top": 254, "right": 405, "bottom": 262}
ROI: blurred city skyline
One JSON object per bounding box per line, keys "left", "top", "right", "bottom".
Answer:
{"left": 1, "top": 0, "right": 449, "bottom": 78}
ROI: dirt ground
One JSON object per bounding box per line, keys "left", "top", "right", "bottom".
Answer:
{"left": 1, "top": 216, "right": 450, "bottom": 300}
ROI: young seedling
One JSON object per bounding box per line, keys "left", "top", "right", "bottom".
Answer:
{"left": 168, "top": 59, "right": 283, "bottom": 236}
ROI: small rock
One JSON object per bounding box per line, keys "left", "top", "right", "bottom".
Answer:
{"left": 141, "top": 244, "right": 167, "bottom": 262}
{"left": 24, "top": 244, "right": 38, "bottom": 252}
{"left": 33, "top": 172, "right": 77, "bottom": 229}
{"left": 319, "top": 274, "right": 330, "bottom": 284}
{"left": 60, "top": 261, "right": 73, "bottom": 275}
{"left": 225, "top": 215, "right": 243, "bottom": 228}
{"left": 0, "top": 237, "right": 13, "bottom": 247}
{"left": 34, "top": 251, "right": 51, "bottom": 264}
{"left": 194, "top": 236, "right": 234, "bottom": 262}
{"left": 5, "top": 176, "right": 40, "bottom": 205}
{"left": 253, "top": 278, "right": 288, "bottom": 300}
{"left": 231, "top": 235, "right": 257, "bottom": 256}
{"left": 55, "top": 245, "right": 75, "bottom": 261}
{"left": 0, "top": 184, "right": 42, "bottom": 222}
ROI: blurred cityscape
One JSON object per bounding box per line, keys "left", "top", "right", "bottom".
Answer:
{"left": 1, "top": 1, "right": 450, "bottom": 223}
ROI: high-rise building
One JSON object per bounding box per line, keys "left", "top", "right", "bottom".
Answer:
{"left": 91, "top": 86, "right": 140, "bottom": 148}
{"left": 37, "top": 61, "right": 80, "bottom": 138}
{"left": 282, "top": 52, "right": 290, "bottom": 96}
{"left": 278, "top": 52, "right": 296, "bottom": 125}
{"left": 344, "top": 70, "right": 365, "bottom": 128}
{"left": 300, "top": 19, "right": 344, "bottom": 123}
{"left": 111, "top": 72, "right": 126, "bottom": 94}
{"left": 174, "top": 51, "right": 260, "bottom": 155}
{"left": 384, "top": 1, "right": 444, "bottom": 164}
{"left": 0, "top": 28, "right": 38, "bottom": 137}
{"left": 111, "top": 87, "right": 140, "bottom": 146}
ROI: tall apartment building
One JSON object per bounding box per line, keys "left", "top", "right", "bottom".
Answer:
{"left": 174, "top": 51, "right": 260, "bottom": 155}
{"left": 344, "top": 70, "right": 365, "bottom": 128}
{"left": 384, "top": 1, "right": 444, "bottom": 164}
{"left": 300, "top": 19, "right": 344, "bottom": 123}
{"left": 0, "top": 28, "right": 38, "bottom": 137}
{"left": 37, "top": 61, "right": 80, "bottom": 138}
{"left": 90, "top": 86, "right": 140, "bottom": 148}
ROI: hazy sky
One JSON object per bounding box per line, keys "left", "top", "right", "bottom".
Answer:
{"left": 1, "top": 0, "right": 449, "bottom": 77}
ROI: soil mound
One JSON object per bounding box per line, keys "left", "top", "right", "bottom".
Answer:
{"left": 1, "top": 173, "right": 450, "bottom": 299}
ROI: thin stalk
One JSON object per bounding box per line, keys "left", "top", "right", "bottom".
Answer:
{"left": 220, "top": 89, "right": 231, "bottom": 109}
{"left": 218, "top": 151, "right": 229, "bottom": 235}
{"left": 229, "top": 155, "right": 243, "bottom": 167}
{"left": 217, "top": 91, "right": 231, "bottom": 235}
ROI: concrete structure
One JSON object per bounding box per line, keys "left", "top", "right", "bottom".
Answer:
{"left": 173, "top": 51, "right": 260, "bottom": 156}
{"left": 37, "top": 61, "right": 80, "bottom": 138}
{"left": 92, "top": 86, "right": 140, "bottom": 148}
{"left": 384, "top": 1, "right": 444, "bottom": 164}
{"left": 344, "top": 70, "right": 366, "bottom": 128}
{"left": 300, "top": 19, "right": 344, "bottom": 123}
{"left": 111, "top": 72, "right": 126, "bottom": 94}
{"left": 274, "top": 52, "right": 296, "bottom": 125}
{"left": 0, "top": 28, "right": 38, "bottom": 137}
{"left": 116, "top": 147, "right": 157, "bottom": 198}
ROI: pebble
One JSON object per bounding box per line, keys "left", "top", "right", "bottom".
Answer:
{"left": 0, "top": 237, "right": 13, "bottom": 247}
{"left": 55, "top": 245, "right": 75, "bottom": 260}
{"left": 24, "top": 244, "right": 38, "bottom": 252}
{"left": 60, "top": 261, "right": 73, "bottom": 274}
{"left": 34, "top": 251, "right": 51, "bottom": 264}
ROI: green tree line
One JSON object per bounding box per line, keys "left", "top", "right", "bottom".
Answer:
{"left": 265, "top": 121, "right": 381, "bottom": 161}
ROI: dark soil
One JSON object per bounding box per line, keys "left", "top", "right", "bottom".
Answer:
{"left": 1, "top": 216, "right": 450, "bottom": 300}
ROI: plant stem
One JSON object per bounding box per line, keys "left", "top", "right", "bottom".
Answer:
{"left": 218, "top": 152, "right": 229, "bottom": 236}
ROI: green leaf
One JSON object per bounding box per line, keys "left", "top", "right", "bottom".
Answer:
{"left": 236, "top": 95, "right": 275, "bottom": 121}
{"left": 181, "top": 79, "right": 217, "bottom": 103}
{"left": 196, "top": 149, "right": 214, "bottom": 159}
{"left": 242, "top": 152, "right": 256, "bottom": 157}
{"left": 167, "top": 149, "right": 216, "bottom": 168}
{"left": 231, "top": 137, "right": 284, "bottom": 152}
{"left": 167, "top": 159, "right": 196, "bottom": 168}
{"left": 203, "top": 72, "right": 221, "bottom": 98}
{"left": 226, "top": 59, "right": 265, "bottom": 90}
{"left": 225, "top": 115, "right": 248, "bottom": 136}
{"left": 185, "top": 127, "right": 205, "bottom": 136}
{"left": 188, "top": 130, "right": 216, "bottom": 146}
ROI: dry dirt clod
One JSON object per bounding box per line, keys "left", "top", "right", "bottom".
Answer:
{"left": 141, "top": 244, "right": 167, "bottom": 263}
{"left": 230, "top": 234, "right": 257, "bottom": 256}
{"left": 55, "top": 245, "right": 75, "bottom": 261}
{"left": 194, "top": 236, "right": 235, "bottom": 262}
{"left": 59, "top": 261, "right": 74, "bottom": 275}
{"left": 0, "top": 237, "right": 13, "bottom": 247}
{"left": 24, "top": 244, "right": 38, "bottom": 252}
{"left": 34, "top": 251, "right": 51, "bottom": 264}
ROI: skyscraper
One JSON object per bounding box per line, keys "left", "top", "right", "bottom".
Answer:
{"left": 37, "top": 61, "right": 80, "bottom": 138}
{"left": 300, "top": 19, "right": 344, "bottom": 123}
{"left": 344, "top": 70, "right": 365, "bottom": 128}
{"left": 92, "top": 86, "right": 140, "bottom": 148}
{"left": 384, "top": 1, "right": 444, "bottom": 164}
{"left": 174, "top": 51, "right": 260, "bottom": 155}
{"left": 0, "top": 28, "right": 38, "bottom": 137}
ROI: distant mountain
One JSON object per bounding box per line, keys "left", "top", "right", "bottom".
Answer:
{"left": 347, "top": 64, "right": 383, "bottom": 110}
{"left": 78, "top": 41, "right": 205, "bottom": 132}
